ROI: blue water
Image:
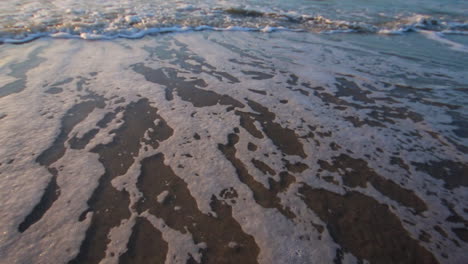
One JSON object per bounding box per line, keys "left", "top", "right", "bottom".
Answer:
{"left": 0, "top": 0, "right": 467, "bottom": 42}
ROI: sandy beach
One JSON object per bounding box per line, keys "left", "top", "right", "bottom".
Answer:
{"left": 0, "top": 30, "right": 467, "bottom": 263}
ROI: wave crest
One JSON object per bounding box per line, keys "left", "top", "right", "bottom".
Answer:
{"left": 0, "top": 7, "right": 467, "bottom": 44}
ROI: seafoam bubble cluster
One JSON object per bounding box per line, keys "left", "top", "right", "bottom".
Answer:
{"left": 0, "top": 31, "right": 467, "bottom": 264}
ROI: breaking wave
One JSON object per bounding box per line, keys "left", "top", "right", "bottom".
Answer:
{"left": 1, "top": 6, "right": 467, "bottom": 44}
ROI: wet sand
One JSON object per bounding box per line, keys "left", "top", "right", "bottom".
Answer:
{"left": 0, "top": 31, "right": 467, "bottom": 263}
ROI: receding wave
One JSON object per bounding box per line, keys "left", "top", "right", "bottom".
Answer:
{"left": 0, "top": 6, "right": 467, "bottom": 44}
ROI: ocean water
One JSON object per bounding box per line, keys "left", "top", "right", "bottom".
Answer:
{"left": 1, "top": 0, "right": 468, "bottom": 41}
{"left": 0, "top": 1, "right": 467, "bottom": 264}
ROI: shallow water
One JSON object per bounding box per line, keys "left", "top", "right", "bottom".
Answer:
{"left": 0, "top": 30, "right": 467, "bottom": 263}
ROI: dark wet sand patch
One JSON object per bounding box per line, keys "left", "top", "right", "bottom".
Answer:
{"left": 215, "top": 71, "right": 241, "bottom": 84}
{"left": 289, "top": 88, "right": 310, "bottom": 96}
{"left": 19, "top": 97, "right": 105, "bottom": 233}
{"left": 388, "top": 84, "right": 436, "bottom": 101}
{"left": 248, "top": 89, "right": 267, "bottom": 95}
{"left": 298, "top": 184, "right": 438, "bottom": 264}
{"left": 283, "top": 159, "right": 309, "bottom": 173}
{"left": 417, "top": 99, "right": 461, "bottom": 110}
{"left": 235, "top": 110, "right": 264, "bottom": 139}
{"left": 322, "top": 176, "right": 339, "bottom": 185}
{"left": 269, "top": 171, "right": 295, "bottom": 194}
{"left": 441, "top": 199, "right": 468, "bottom": 226}
{"left": 0, "top": 46, "right": 46, "bottom": 98}
{"left": 251, "top": 159, "right": 276, "bottom": 175}
{"left": 236, "top": 99, "right": 306, "bottom": 158}
{"left": 287, "top": 74, "right": 299, "bottom": 86}
{"left": 286, "top": 76, "right": 314, "bottom": 95}
{"left": 318, "top": 154, "right": 427, "bottom": 214}
{"left": 143, "top": 39, "right": 240, "bottom": 84}
{"left": 132, "top": 64, "right": 244, "bottom": 108}
{"left": 136, "top": 153, "right": 260, "bottom": 264}
{"left": 119, "top": 217, "right": 168, "bottom": 264}
{"left": 312, "top": 80, "right": 424, "bottom": 127}
{"left": 390, "top": 156, "right": 410, "bottom": 172}
{"left": 434, "top": 225, "right": 448, "bottom": 238}
{"left": 70, "top": 108, "right": 122, "bottom": 150}
{"left": 228, "top": 58, "right": 270, "bottom": 70}
{"left": 241, "top": 71, "right": 274, "bottom": 80}
{"left": 37, "top": 98, "right": 105, "bottom": 166}
{"left": 1, "top": 79, "right": 26, "bottom": 98}
{"left": 412, "top": 160, "right": 468, "bottom": 189}
{"left": 18, "top": 168, "right": 59, "bottom": 233}
{"left": 419, "top": 230, "right": 432, "bottom": 243}
{"left": 247, "top": 142, "right": 258, "bottom": 151}
{"left": 51, "top": 77, "right": 74, "bottom": 87}
{"left": 97, "top": 110, "right": 120, "bottom": 128}
{"left": 219, "top": 133, "right": 295, "bottom": 219}
{"left": 316, "top": 130, "right": 332, "bottom": 138}
{"left": 220, "top": 187, "right": 239, "bottom": 201}
{"left": 367, "top": 107, "right": 423, "bottom": 124}
{"left": 246, "top": 99, "right": 306, "bottom": 157}
{"left": 76, "top": 77, "right": 88, "bottom": 92}
{"left": 113, "top": 97, "right": 125, "bottom": 104}
{"left": 452, "top": 228, "right": 468, "bottom": 243}
{"left": 329, "top": 142, "right": 341, "bottom": 151}
{"left": 44, "top": 87, "right": 63, "bottom": 94}
{"left": 335, "top": 78, "right": 374, "bottom": 104}
{"left": 170, "top": 39, "right": 241, "bottom": 84}
{"left": 70, "top": 99, "right": 173, "bottom": 264}
{"left": 69, "top": 129, "right": 99, "bottom": 150}
{"left": 343, "top": 115, "right": 385, "bottom": 128}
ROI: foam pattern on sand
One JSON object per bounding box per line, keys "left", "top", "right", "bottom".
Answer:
{"left": 0, "top": 31, "right": 467, "bottom": 264}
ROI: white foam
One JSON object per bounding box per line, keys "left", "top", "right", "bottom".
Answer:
{"left": 420, "top": 30, "right": 468, "bottom": 53}
{"left": 1, "top": 0, "right": 466, "bottom": 44}
{"left": 0, "top": 31, "right": 466, "bottom": 263}
{"left": 0, "top": 25, "right": 307, "bottom": 44}
{"left": 157, "top": 191, "right": 169, "bottom": 203}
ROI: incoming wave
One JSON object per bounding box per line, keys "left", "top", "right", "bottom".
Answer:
{"left": 0, "top": 6, "right": 467, "bottom": 44}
